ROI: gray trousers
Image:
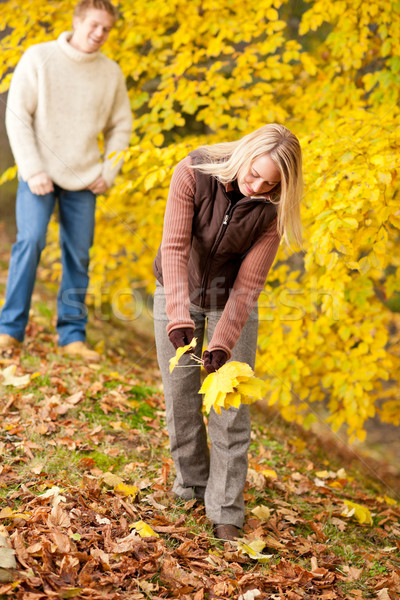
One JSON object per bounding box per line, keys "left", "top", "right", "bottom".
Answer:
{"left": 153, "top": 281, "right": 258, "bottom": 527}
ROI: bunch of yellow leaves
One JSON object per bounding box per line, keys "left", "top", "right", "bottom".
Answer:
{"left": 199, "top": 361, "right": 267, "bottom": 414}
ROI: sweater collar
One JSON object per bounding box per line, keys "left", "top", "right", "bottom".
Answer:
{"left": 57, "top": 32, "right": 100, "bottom": 63}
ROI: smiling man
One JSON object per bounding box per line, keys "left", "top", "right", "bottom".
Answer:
{"left": 0, "top": 0, "right": 132, "bottom": 359}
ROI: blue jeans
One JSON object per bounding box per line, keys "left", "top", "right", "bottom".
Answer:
{"left": 0, "top": 180, "right": 96, "bottom": 346}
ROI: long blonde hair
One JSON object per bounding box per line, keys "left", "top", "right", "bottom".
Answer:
{"left": 192, "top": 124, "right": 303, "bottom": 248}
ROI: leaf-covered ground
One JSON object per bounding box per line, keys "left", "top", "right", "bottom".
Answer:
{"left": 0, "top": 239, "right": 400, "bottom": 600}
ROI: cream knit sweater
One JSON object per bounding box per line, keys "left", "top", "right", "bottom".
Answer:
{"left": 6, "top": 32, "right": 132, "bottom": 190}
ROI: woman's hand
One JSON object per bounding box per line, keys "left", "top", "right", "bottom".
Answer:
{"left": 202, "top": 350, "right": 227, "bottom": 374}
{"left": 168, "top": 327, "right": 195, "bottom": 350}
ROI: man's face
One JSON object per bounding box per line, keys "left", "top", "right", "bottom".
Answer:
{"left": 70, "top": 8, "right": 115, "bottom": 54}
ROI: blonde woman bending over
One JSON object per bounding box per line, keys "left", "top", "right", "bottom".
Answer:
{"left": 153, "top": 124, "right": 303, "bottom": 541}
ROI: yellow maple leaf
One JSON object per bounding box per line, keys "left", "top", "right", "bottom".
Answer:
{"left": 114, "top": 483, "right": 139, "bottom": 499}
{"left": 377, "top": 495, "right": 397, "bottom": 506}
{"left": 223, "top": 391, "right": 242, "bottom": 411}
{"left": 200, "top": 361, "right": 266, "bottom": 414}
{"left": 131, "top": 520, "right": 159, "bottom": 538}
{"left": 169, "top": 337, "right": 197, "bottom": 373}
{"left": 219, "top": 361, "right": 254, "bottom": 380}
{"left": 262, "top": 469, "right": 278, "bottom": 480}
{"left": 237, "top": 539, "right": 272, "bottom": 563}
{"left": 341, "top": 500, "right": 373, "bottom": 525}
{"left": 236, "top": 377, "right": 268, "bottom": 401}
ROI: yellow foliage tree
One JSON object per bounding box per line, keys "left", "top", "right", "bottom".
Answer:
{"left": 1, "top": 0, "right": 399, "bottom": 440}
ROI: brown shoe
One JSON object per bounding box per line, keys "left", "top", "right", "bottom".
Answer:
{"left": 60, "top": 341, "right": 100, "bottom": 362}
{"left": 214, "top": 524, "right": 240, "bottom": 542}
{"left": 0, "top": 334, "right": 21, "bottom": 350}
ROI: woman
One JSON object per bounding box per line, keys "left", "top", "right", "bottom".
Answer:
{"left": 153, "top": 124, "right": 303, "bottom": 541}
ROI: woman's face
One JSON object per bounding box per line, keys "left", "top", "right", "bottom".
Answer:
{"left": 237, "top": 154, "right": 281, "bottom": 197}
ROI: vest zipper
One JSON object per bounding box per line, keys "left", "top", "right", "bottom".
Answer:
{"left": 199, "top": 199, "right": 258, "bottom": 307}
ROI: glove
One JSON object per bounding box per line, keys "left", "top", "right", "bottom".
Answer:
{"left": 168, "top": 327, "right": 195, "bottom": 350}
{"left": 202, "top": 349, "right": 228, "bottom": 374}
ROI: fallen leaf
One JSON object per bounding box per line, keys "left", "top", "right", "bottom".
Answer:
{"left": 376, "top": 589, "right": 391, "bottom": 600}
{"left": 102, "top": 472, "right": 124, "bottom": 487}
{"left": 239, "top": 590, "right": 261, "bottom": 600}
{"left": 108, "top": 531, "right": 142, "bottom": 553}
{"left": 31, "top": 463, "right": 44, "bottom": 475}
{"left": 377, "top": 495, "right": 397, "bottom": 506}
{"left": 247, "top": 468, "right": 267, "bottom": 491}
{"left": 315, "top": 470, "right": 336, "bottom": 479}
{"left": 48, "top": 504, "right": 71, "bottom": 528}
{"left": 251, "top": 505, "right": 271, "bottom": 521}
{"left": 38, "top": 486, "right": 66, "bottom": 505}
{"left": 51, "top": 531, "right": 71, "bottom": 554}
{"left": 314, "top": 477, "right": 329, "bottom": 487}
{"left": 114, "top": 483, "right": 139, "bottom": 498}
{"left": 1, "top": 365, "right": 30, "bottom": 387}
{"left": 90, "top": 548, "right": 110, "bottom": 569}
{"left": 0, "top": 533, "right": 17, "bottom": 582}
{"left": 138, "top": 580, "right": 158, "bottom": 594}
{"left": 336, "top": 468, "right": 347, "bottom": 479}
{"left": 341, "top": 565, "right": 363, "bottom": 581}
{"left": 131, "top": 520, "right": 159, "bottom": 538}
{"left": 341, "top": 500, "right": 373, "bottom": 525}
{"left": 0, "top": 507, "right": 30, "bottom": 521}
{"left": 263, "top": 535, "right": 286, "bottom": 550}
{"left": 331, "top": 517, "right": 347, "bottom": 531}
{"left": 262, "top": 468, "right": 278, "bottom": 479}
{"left": 145, "top": 494, "right": 167, "bottom": 510}
{"left": 348, "top": 590, "right": 364, "bottom": 599}
{"left": 237, "top": 539, "right": 272, "bottom": 563}
{"left": 0, "top": 535, "right": 16, "bottom": 569}
{"left": 95, "top": 514, "right": 111, "bottom": 525}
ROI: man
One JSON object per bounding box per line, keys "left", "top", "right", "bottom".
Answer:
{"left": 0, "top": 0, "right": 132, "bottom": 360}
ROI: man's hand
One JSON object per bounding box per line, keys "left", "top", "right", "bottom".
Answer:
{"left": 202, "top": 349, "right": 228, "bottom": 374}
{"left": 168, "top": 327, "right": 195, "bottom": 350}
{"left": 88, "top": 176, "right": 108, "bottom": 195}
{"left": 28, "top": 172, "right": 54, "bottom": 195}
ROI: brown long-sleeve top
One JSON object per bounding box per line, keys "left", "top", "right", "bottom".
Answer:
{"left": 161, "top": 155, "right": 281, "bottom": 358}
